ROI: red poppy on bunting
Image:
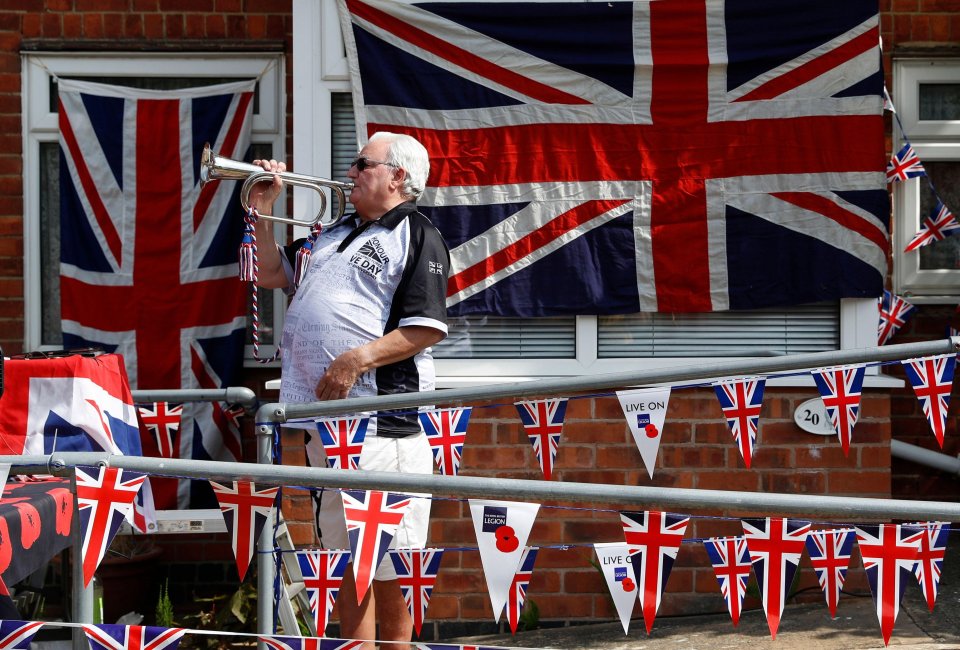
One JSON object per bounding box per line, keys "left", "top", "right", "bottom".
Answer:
{"left": 902, "top": 355, "right": 956, "bottom": 449}
{"left": 514, "top": 398, "right": 568, "bottom": 480}
{"left": 620, "top": 510, "right": 690, "bottom": 634}
{"left": 878, "top": 290, "right": 916, "bottom": 345}
{"left": 81, "top": 625, "right": 185, "bottom": 650}
{"left": 703, "top": 536, "right": 752, "bottom": 627}
{"left": 812, "top": 364, "right": 866, "bottom": 456}
{"left": 909, "top": 521, "right": 951, "bottom": 613}
{"left": 295, "top": 549, "right": 349, "bottom": 636}
{"left": 904, "top": 200, "right": 960, "bottom": 252}
{"left": 210, "top": 480, "right": 279, "bottom": 581}
{"left": 506, "top": 546, "right": 539, "bottom": 634}
{"left": 855, "top": 523, "right": 923, "bottom": 646}
{"left": 742, "top": 517, "right": 811, "bottom": 640}
{"left": 315, "top": 416, "right": 369, "bottom": 470}
{"left": 389, "top": 547, "right": 445, "bottom": 636}
{"left": 713, "top": 378, "right": 765, "bottom": 468}
{"left": 0, "top": 621, "right": 44, "bottom": 650}
{"left": 886, "top": 142, "right": 927, "bottom": 183}
{"left": 418, "top": 407, "right": 472, "bottom": 476}
{"left": 76, "top": 465, "right": 146, "bottom": 587}
{"left": 259, "top": 636, "right": 362, "bottom": 650}
{"left": 342, "top": 489, "right": 413, "bottom": 605}
{"left": 804, "top": 528, "right": 856, "bottom": 618}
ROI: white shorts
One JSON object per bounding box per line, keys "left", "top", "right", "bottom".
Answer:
{"left": 304, "top": 430, "right": 433, "bottom": 581}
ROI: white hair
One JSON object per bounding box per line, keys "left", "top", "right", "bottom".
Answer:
{"left": 369, "top": 131, "right": 430, "bottom": 200}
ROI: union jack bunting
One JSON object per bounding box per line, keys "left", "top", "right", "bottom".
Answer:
{"left": 505, "top": 546, "right": 539, "bottom": 634}
{"left": 418, "top": 407, "right": 472, "bottom": 476}
{"left": 741, "top": 517, "right": 811, "bottom": 640}
{"left": 904, "top": 199, "right": 960, "bottom": 252}
{"left": 296, "top": 549, "right": 349, "bottom": 636}
{"left": 260, "top": 636, "right": 362, "bottom": 650}
{"left": 136, "top": 401, "right": 183, "bottom": 510}
{"left": 0, "top": 621, "right": 44, "bottom": 650}
{"left": 812, "top": 364, "right": 866, "bottom": 457}
{"left": 713, "top": 378, "right": 765, "bottom": 468}
{"left": 620, "top": 510, "right": 690, "bottom": 633}
{"left": 902, "top": 355, "right": 956, "bottom": 449}
{"left": 315, "top": 416, "right": 369, "bottom": 471}
{"left": 342, "top": 489, "right": 413, "bottom": 604}
{"left": 210, "top": 480, "right": 279, "bottom": 581}
{"left": 804, "top": 528, "right": 856, "bottom": 619}
{"left": 886, "top": 142, "right": 927, "bottom": 182}
{"left": 76, "top": 465, "right": 147, "bottom": 587}
{"left": 514, "top": 399, "right": 568, "bottom": 481}
{"left": 703, "top": 536, "right": 752, "bottom": 627}
{"left": 81, "top": 625, "right": 185, "bottom": 650}
{"left": 909, "top": 521, "right": 951, "bottom": 613}
{"left": 878, "top": 290, "right": 916, "bottom": 346}
{"left": 855, "top": 523, "right": 924, "bottom": 645}
{"left": 341, "top": 0, "right": 887, "bottom": 316}
{"left": 389, "top": 548, "right": 446, "bottom": 636}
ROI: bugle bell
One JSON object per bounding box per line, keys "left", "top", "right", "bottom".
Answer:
{"left": 200, "top": 143, "right": 354, "bottom": 228}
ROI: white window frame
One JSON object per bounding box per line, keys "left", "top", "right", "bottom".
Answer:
{"left": 892, "top": 58, "right": 960, "bottom": 302}
{"left": 21, "top": 51, "right": 287, "bottom": 363}
{"left": 295, "top": 0, "right": 881, "bottom": 386}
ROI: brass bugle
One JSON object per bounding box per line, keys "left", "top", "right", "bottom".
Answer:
{"left": 200, "top": 143, "right": 354, "bottom": 228}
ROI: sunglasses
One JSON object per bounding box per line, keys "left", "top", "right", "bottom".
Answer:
{"left": 350, "top": 156, "right": 397, "bottom": 172}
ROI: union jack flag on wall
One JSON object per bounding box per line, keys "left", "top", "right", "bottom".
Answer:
{"left": 812, "top": 364, "right": 866, "bottom": 457}
{"left": 902, "top": 355, "right": 956, "bottom": 449}
{"left": 389, "top": 547, "right": 445, "bottom": 635}
{"left": 296, "top": 549, "right": 350, "bottom": 636}
{"left": 909, "top": 521, "right": 951, "bottom": 613}
{"left": 58, "top": 78, "right": 254, "bottom": 509}
{"left": 703, "top": 536, "right": 752, "bottom": 627}
{"left": 855, "top": 523, "right": 923, "bottom": 645}
{"left": 804, "top": 528, "right": 856, "bottom": 619}
{"left": 340, "top": 0, "right": 887, "bottom": 316}
{"left": 515, "top": 398, "right": 568, "bottom": 480}
{"left": 82, "top": 625, "right": 185, "bottom": 650}
{"left": 742, "top": 517, "right": 811, "bottom": 640}
{"left": 713, "top": 378, "right": 765, "bottom": 468}
{"left": 418, "top": 407, "right": 472, "bottom": 476}
{"left": 210, "top": 480, "right": 280, "bottom": 581}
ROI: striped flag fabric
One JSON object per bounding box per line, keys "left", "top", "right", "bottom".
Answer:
{"left": 856, "top": 523, "right": 924, "bottom": 645}
{"left": 804, "top": 528, "right": 856, "bottom": 618}
{"left": 878, "top": 290, "right": 916, "bottom": 345}
{"left": 296, "top": 549, "right": 350, "bottom": 636}
{"left": 886, "top": 142, "right": 927, "bottom": 182}
{"left": 703, "top": 536, "right": 752, "bottom": 627}
{"left": 742, "top": 517, "right": 811, "bottom": 640}
{"left": 418, "top": 407, "right": 472, "bottom": 476}
{"left": 909, "top": 521, "right": 951, "bottom": 613}
{"left": 812, "top": 365, "right": 866, "bottom": 457}
{"left": 904, "top": 199, "right": 960, "bottom": 252}
{"left": 315, "top": 416, "right": 369, "bottom": 470}
{"left": 713, "top": 377, "right": 765, "bottom": 468}
{"left": 515, "top": 398, "right": 568, "bottom": 480}
{"left": 902, "top": 355, "right": 956, "bottom": 449}
{"left": 390, "top": 548, "right": 446, "bottom": 636}
{"left": 210, "top": 480, "right": 279, "bottom": 581}
{"left": 0, "top": 621, "right": 44, "bottom": 650}
{"left": 342, "top": 489, "right": 413, "bottom": 605}
{"left": 82, "top": 625, "right": 185, "bottom": 650}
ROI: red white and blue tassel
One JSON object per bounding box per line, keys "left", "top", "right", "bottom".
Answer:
{"left": 239, "top": 207, "right": 279, "bottom": 364}
{"left": 294, "top": 222, "right": 322, "bottom": 290}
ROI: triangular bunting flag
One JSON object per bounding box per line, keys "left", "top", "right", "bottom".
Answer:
{"left": 0, "top": 621, "right": 44, "bottom": 650}
{"left": 805, "top": 528, "right": 856, "bottom": 618}
{"left": 82, "top": 625, "right": 185, "bottom": 650}
{"left": 713, "top": 377, "right": 765, "bottom": 468}
{"left": 616, "top": 387, "right": 671, "bottom": 479}
{"left": 135, "top": 401, "right": 183, "bottom": 458}
{"left": 390, "top": 547, "right": 445, "bottom": 636}
{"left": 343, "top": 489, "right": 412, "bottom": 605}
{"left": 418, "top": 407, "right": 471, "bottom": 476}
{"left": 905, "top": 199, "right": 960, "bottom": 252}
{"left": 856, "top": 523, "right": 923, "bottom": 646}
{"left": 514, "top": 398, "right": 568, "bottom": 480}
{"left": 296, "top": 549, "right": 349, "bottom": 636}
{"left": 887, "top": 142, "right": 927, "bottom": 182}
{"left": 505, "top": 546, "right": 539, "bottom": 634}
{"left": 812, "top": 365, "right": 866, "bottom": 456}
{"left": 260, "top": 635, "right": 362, "bottom": 650}
{"left": 594, "top": 542, "right": 639, "bottom": 634}
{"left": 210, "top": 480, "right": 279, "bottom": 581}
{"left": 883, "top": 86, "right": 896, "bottom": 113}
{"left": 76, "top": 465, "right": 146, "bottom": 587}
{"left": 469, "top": 499, "right": 540, "bottom": 622}
{"left": 315, "top": 416, "right": 369, "bottom": 470}
{"left": 703, "top": 536, "right": 752, "bottom": 627}
{"left": 878, "top": 290, "right": 916, "bottom": 345}
{"left": 620, "top": 510, "right": 689, "bottom": 633}
{"left": 742, "top": 517, "right": 811, "bottom": 640}
{"left": 902, "top": 355, "right": 956, "bottom": 449}
{"left": 910, "top": 521, "right": 951, "bottom": 612}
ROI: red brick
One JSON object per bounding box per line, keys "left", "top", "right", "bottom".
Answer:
{"left": 245, "top": 14, "right": 267, "bottom": 39}
{"left": 21, "top": 14, "right": 41, "bottom": 38}
{"left": 828, "top": 470, "right": 889, "bottom": 496}
{"left": 165, "top": 14, "right": 184, "bottom": 38}
{"left": 795, "top": 444, "right": 854, "bottom": 468}
{"left": 82, "top": 13, "right": 103, "bottom": 38}
{"left": 763, "top": 471, "right": 826, "bottom": 495}
{"left": 695, "top": 471, "right": 760, "bottom": 492}
{"left": 184, "top": 13, "right": 205, "bottom": 38}
{"left": 922, "top": 0, "right": 960, "bottom": 8}
{"left": 143, "top": 13, "right": 163, "bottom": 38}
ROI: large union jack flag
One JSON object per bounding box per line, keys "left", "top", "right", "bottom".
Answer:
{"left": 296, "top": 549, "right": 350, "bottom": 636}
{"left": 505, "top": 546, "right": 539, "bottom": 634}
{"left": 904, "top": 199, "right": 960, "bottom": 252}
{"left": 878, "top": 290, "right": 916, "bottom": 346}
{"left": 342, "top": 489, "right": 413, "bottom": 604}
{"left": 340, "top": 0, "right": 887, "bottom": 316}
{"left": 855, "top": 523, "right": 924, "bottom": 646}
{"left": 742, "top": 517, "right": 811, "bottom": 640}
{"left": 902, "top": 355, "right": 956, "bottom": 449}
{"left": 804, "top": 528, "right": 856, "bottom": 619}
{"left": 58, "top": 78, "right": 254, "bottom": 509}
{"left": 703, "top": 536, "right": 752, "bottom": 627}
{"left": 886, "top": 142, "right": 927, "bottom": 183}
{"left": 515, "top": 399, "right": 568, "bottom": 481}
{"left": 812, "top": 364, "right": 866, "bottom": 457}
{"left": 260, "top": 636, "right": 362, "bottom": 650}
{"left": 316, "top": 416, "right": 369, "bottom": 471}
{"left": 0, "top": 621, "right": 44, "bottom": 650}
{"left": 909, "top": 521, "right": 951, "bottom": 613}
{"left": 390, "top": 547, "right": 446, "bottom": 636}
{"left": 620, "top": 510, "right": 689, "bottom": 634}
{"left": 713, "top": 378, "right": 765, "bottom": 468}
{"left": 210, "top": 480, "right": 279, "bottom": 581}
{"left": 418, "top": 407, "right": 472, "bottom": 476}
{"left": 82, "top": 625, "right": 185, "bottom": 650}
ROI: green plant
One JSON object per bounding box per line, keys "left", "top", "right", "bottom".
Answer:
{"left": 156, "top": 579, "right": 175, "bottom": 628}
{"left": 517, "top": 598, "right": 540, "bottom": 632}
{"left": 179, "top": 582, "right": 258, "bottom": 650}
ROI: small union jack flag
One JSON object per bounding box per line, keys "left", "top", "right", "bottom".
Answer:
{"left": 620, "top": 510, "right": 690, "bottom": 634}
{"left": 902, "top": 355, "right": 956, "bottom": 449}
{"left": 418, "top": 407, "right": 472, "bottom": 476}
{"left": 908, "top": 521, "right": 951, "bottom": 613}
{"left": 742, "top": 517, "right": 811, "bottom": 640}
{"left": 390, "top": 547, "right": 445, "bottom": 636}
{"left": 812, "top": 364, "right": 866, "bottom": 457}
{"left": 210, "top": 480, "right": 279, "bottom": 581}
{"left": 76, "top": 465, "right": 147, "bottom": 587}
{"left": 316, "top": 416, "right": 369, "bottom": 470}
{"left": 904, "top": 199, "right": 960, "bottom": 252}
{"left": 296, "top": 549, "right": 349, "bottom": 636}
{"left": 515, "top": 398, "right": 568, "bottom": 480}
{"left": 82, "top": 625, "right": 185, "bottom": 650}
{"left": 713, "top": 378, "right": 765, "bottom": 468}
{"left": 887, "top": 142, "right": 927, "bottom": 182}
{"left": 703, "top": 536, "right": 752, "bottom": 627}
{"left": 505, "top": 546, "right": 539, "bottom": 634}
{"left": 878, "top": 290, "right": 916, "bottom": 346}
{"left": 259, "top": 635, "right": 362, "bottom": 650}
{"left": 136, "top": 401, "right": 182, "bottom": 458}
{"left": 0, "top": 621, "right": 44, "bottom": 650}
{"left": 856, "top": 523, "right": 924, "bottom": 645}
{"left": 805, "top": 528, "right": 856, "bottom": 618}
{"left": 342, "top": 489, "right": 413, "bottom": 605}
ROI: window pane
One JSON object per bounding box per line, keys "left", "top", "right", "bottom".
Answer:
{"left": 331, "top": 92, "right": 356, "bottom": 218}
{"left": 434, "top": 316, "right": 576, "bottom": 359}
{"left": 919, "top": 83, "right": 960, "bottom": 121}
{"left": 919, "top": 161, "right": 960, "bottom": 270}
